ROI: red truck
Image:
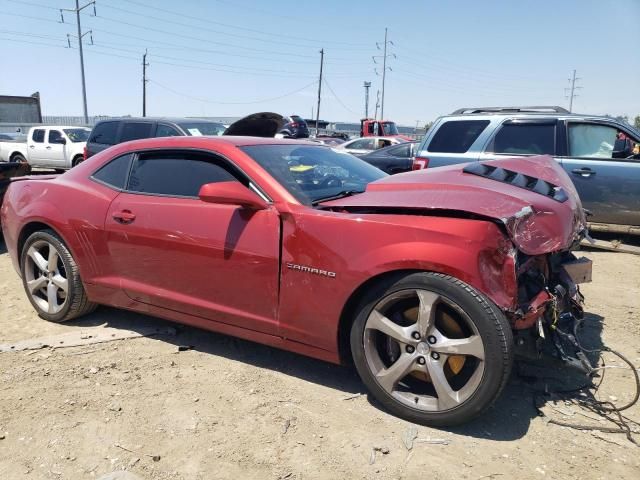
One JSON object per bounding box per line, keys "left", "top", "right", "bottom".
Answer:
{"left": 360, "top": 118, "right": 413, "bottom": 141}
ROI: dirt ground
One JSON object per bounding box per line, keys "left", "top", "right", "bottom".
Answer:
{"left": 0, "top": 236, "right": 639, "bottom": 480}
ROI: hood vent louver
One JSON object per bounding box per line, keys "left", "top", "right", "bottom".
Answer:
{"left": 463, "top": 163, "right": 568, "bottom": 203}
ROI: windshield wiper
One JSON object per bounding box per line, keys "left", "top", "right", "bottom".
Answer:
{"left": 312, "top": 189, "right": 365, "bottom": 205}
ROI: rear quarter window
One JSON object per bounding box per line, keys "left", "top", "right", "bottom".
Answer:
{"left": 427, "top": 120, "right": 490, "bottom": 153}
{"left": 91, "top": 154, "right": 133, "bottom": 190}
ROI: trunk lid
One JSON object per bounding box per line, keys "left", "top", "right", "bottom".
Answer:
{"left": 321, "top": 155, "right": 586, "bottom": 255}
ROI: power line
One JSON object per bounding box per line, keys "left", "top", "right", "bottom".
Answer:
{"left": 0, "top": 36, "right": 69, "bottom": 48}
{"left": 121, "top": 0, "right": 370, "bottom": 48}
{"left": 0, "top": 12, "right": 367, "bottom": 66}
{"left": 97, "top": 2, "right": 370, "bottom": 53}
{"left": 323, "top": 78, "right": 359, "bottom": 115}
{"left": 148, "top": 79, "right": 318, "bottom": 105}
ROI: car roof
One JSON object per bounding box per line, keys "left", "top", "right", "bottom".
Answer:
{"left": 440, "top": 109, "right": 626, "bottom": 123}
{"left": 115, "top": 135, "right": 321, "bottom": 150}
{"left": 95, "top": 117, "right": 224, "bottom": 124}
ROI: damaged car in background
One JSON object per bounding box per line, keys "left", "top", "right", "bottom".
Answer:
{"left": 1, "top": 136, "right": 591, "bottom": 426}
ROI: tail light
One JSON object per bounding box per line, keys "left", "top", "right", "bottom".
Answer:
{"left": 83, "top": 146, "right": 88, "bottom": 161}
{"left": 290, "top": 122, "right": 298, "bottom": 128}
{"left": 412, "top": 156, "right": 429, "bottom": 170}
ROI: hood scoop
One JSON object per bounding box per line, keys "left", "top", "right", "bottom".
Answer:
{"left": 463, "top": 163, "right": 568, "bottom": 203}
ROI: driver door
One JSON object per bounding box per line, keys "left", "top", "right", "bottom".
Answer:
{"left": 560, "top": 121, "right": 640, "bottom": 227}
{"left": 104, "top": 149, "right": 281, "bottom": 334}
{"left": 47, "top": 130, "right": 67, "bottom": 169}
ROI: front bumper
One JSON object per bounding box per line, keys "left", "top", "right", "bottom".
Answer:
{"left": 510, "top": 253, "right": 594, "bottom": 373}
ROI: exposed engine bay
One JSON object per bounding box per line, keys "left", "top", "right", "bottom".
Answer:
{"left": 511, "top": 249, "right": 595, "bottom": 374}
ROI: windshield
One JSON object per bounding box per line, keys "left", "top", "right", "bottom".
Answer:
{"left": 63, "top": 128, "right": 91, "bottom": 142}
{"left": 178, "top": 122, "right": 226, "bottom": 136}
{"left": 240, "top": 144, "right": 387, "bottom": 205}
{"left": 382, "top": 122, "right": 399, "bottom": 135}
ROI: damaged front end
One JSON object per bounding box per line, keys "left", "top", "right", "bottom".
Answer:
{"left": 509, "top": 249, "right": 594, "bottom": 374}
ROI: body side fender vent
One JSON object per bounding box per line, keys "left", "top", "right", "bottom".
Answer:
{"left": 463, "top": 163, "right": 568, "bottom": 202}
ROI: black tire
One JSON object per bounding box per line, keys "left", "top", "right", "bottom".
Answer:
{"left": 72, "top": 155, "right": 83, "bottom": 167}
{"left": 20, "top": 229, "right": 97, "bottom": 323}
{"left": 350, "top": 271, "right": 513, "bottom": 426}
{"left": 11, "top": 153, "right": 27, "bottom": 164}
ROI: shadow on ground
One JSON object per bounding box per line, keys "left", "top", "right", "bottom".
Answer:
{"left": 56, "top": 306, "right": 607, "bottom": 442}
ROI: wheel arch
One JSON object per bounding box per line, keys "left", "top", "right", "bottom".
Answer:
{"left": 10, "top": 151, "right": 26, "bottom": 161}
{"left": 17, "top": 221, "right": 66, "bottom": 268}
{"left": 71, "top": 154, "right": 83, "bottom": 167}
{"left": 337, "top": 268, "right": 423, "bottom": 365}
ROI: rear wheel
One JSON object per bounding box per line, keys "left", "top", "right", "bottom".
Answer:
{"left": 350, "top": 272, "right": 513, "bottom": 426}
{"left": 20, "top": 229, "right": 97, "bottom": 322}
{"left": 72, "top": 155, "right": 83, "bottom": 167}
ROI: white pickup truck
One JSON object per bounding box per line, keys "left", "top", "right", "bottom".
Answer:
{"left": 0, "top": 126, "right": 91, "bottom": 170}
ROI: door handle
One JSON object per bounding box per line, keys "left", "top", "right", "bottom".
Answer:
{"left": 29, "top": 145, "right": 35, "bottom": 149}
{"left": 46, "top": 146, "right": 51, "bottom": 150}
{"left": 571, "top": 168, "right": 596, "bottom": 177}
{"left": 112, "top": 210, "right": 136, "bottom": 224}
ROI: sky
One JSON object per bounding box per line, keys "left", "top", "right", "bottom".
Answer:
{"left": 1, "top": 0, "right": 639, "bottom": 127}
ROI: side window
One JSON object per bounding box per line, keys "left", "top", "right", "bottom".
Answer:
{"left": 388, "top": 144, "right": 411, "bottom": 157}
{"left": 427, "top": 120, "right": 490, "bottom": 153}
{"left": 120, "top": 122, "right": 154, "bottom": 142}
{"left": 155, "top": 124, "right": 181, "bottom": 137}
{"left": 32, "top": 129, "right": 45, "bottom": 143}
{"left": 127, "top": 152, "right": 238, "bottom": 197}
{"left": 48, "top": 130, "right": 63, "bottom": 143}
{"left": 91, "top": 154, "right": 133, "bottom": 189}
{"left": 567, "top": 123, "right": 637, "bottom": 159}
{"left": 348, "top": 139, "right": 374, "bottom": 150}
{"left": 491, "top": 123, "right": 555, "bottom": 155}
{"left": 90, "top": 122, "right": 119, "bottom": 145}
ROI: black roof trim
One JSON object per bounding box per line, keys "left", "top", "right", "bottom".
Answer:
{"left": 452, "top": 106, "right": 569, "bottom": 115}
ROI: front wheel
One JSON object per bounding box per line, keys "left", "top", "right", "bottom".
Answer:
{"left": 20, "top": 229, "right": 97, "bottom": 322}
{"left": 350, "top": 272, "right": 513, "bottom": 426}
{"left": 12, "top": 153, "right": 27, "bottom": 164}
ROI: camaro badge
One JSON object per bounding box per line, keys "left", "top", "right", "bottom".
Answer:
{"left": 286, "top": 263, "right": 336, "bottom": 278}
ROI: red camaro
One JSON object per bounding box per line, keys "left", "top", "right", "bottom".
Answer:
{"left": 1, "top": 136, "right": 590, "bottom": 426}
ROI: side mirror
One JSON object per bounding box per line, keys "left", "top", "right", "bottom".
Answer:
{"left": 198, "top": 181, "right": 268, "bottom": 210}
{"left": 612, "top": 138, "right": 632, "bottom": 158}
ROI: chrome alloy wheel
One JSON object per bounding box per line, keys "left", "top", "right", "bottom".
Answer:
{"left": 363, "top": 289, "right": 485, "bottom": 412}
{"left": 24, "top": 239, "right": 69, "bottom": 314}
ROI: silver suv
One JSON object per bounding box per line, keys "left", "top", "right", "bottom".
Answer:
{"left": 415, "top": 106, "right": 640, "bottom": 233}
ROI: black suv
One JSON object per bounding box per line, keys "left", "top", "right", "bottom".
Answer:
{"left": 280, "top": 115, "right": 309, "bottom": 138}
{"left": 85, "top": 118, "right": 226, "bottom": 159}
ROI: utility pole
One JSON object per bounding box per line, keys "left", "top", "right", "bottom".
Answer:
{"left": 381, "top": 28, "right": 388, "bottom": 120}
{"left": 363, "top": 81, "right": 371, "bottom": 118}
{"left": 142, "top": 49, "right": 149, "bottom": 117}
{"left": 374, "top": 90, "right": 380, "bottom": 120}
{"left": 60, "top": 1, "right": 96, "bottom": 124}
{"left": 315, "top": 48, "right": 324, "bottom": 137}
{"left": 565, "top": 69, "right": 582, "bottom": 113}
{"left": 372, "top": 28, "right": 394, "bottom": 121}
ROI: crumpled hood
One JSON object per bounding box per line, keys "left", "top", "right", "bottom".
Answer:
{"left": 224, "top": 112, "right": 286, "bottom": 137}
{"left": 321, "top": 155, "right": 587, "bottom": 255}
